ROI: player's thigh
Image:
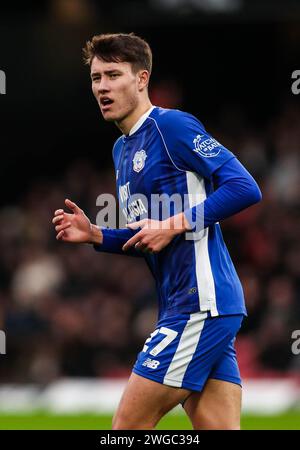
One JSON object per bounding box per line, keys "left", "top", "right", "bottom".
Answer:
{"left": 183, "top": 378, "right": 242, "bottom": 430}
{"left": 112, "top": 372, "right": 191, "bottom": 429}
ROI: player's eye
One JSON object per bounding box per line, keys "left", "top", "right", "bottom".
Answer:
{"left": 110, "top": 73, "right": 119, "bottom": 79}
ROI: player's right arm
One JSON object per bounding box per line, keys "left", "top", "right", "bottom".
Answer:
{"left": 52, "top": 198, "right": 143, "bottom": 257}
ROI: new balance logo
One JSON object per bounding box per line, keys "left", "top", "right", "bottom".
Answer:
{"left": 142, "top": 358, "right": 160, "bottom": 369}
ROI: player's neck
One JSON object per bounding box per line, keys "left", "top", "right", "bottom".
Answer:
{"left": 116, "top": 100, "right": 153, "bottom": 136}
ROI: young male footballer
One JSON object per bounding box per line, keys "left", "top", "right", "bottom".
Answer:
{"left": 52, "top": 33, "right": 262, "bottom": 429}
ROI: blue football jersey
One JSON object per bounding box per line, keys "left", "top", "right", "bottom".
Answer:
{"left": 105, "top": 106, "right": 247, "bottom": 319}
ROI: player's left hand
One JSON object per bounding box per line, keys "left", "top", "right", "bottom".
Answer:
{"left": 122, "top": 213, "right": 190, "bottom": 254}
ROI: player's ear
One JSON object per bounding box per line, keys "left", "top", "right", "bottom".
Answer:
{"left": 137, "top": 70, "right": 149, "bottom": 90}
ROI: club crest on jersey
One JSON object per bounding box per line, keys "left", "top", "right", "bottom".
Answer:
{"left": 193, "top": 134, "right": 221, "bottom": 158}
{"left": 133, "top": 149, "right": 147, "bottom": 173}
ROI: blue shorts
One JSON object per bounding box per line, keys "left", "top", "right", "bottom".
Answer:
{"left": 133, "top": 312, "right": 243, "bottom": 392}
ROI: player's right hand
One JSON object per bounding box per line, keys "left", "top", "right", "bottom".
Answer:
{"left": 52, "top": 198, "right": 93, "bottom": 243}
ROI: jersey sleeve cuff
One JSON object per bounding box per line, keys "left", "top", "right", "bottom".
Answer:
{"left": 93, "top": 227, "right": 113, "bottom": 252}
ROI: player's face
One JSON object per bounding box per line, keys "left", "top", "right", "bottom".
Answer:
{"left": 91, "top": 57, "right": 140, "bottom": 124}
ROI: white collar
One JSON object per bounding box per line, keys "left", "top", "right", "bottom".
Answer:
{"left": 128, "top": 105, "right": 155, "bottom": 136}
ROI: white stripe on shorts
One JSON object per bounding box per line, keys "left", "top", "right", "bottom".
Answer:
{"left": 163, "top": 311, "right": 207, "bottom": 388}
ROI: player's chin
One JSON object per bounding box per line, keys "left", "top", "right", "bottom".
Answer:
{"left": 100, "top": 110, "right": 119, "bottom": 122}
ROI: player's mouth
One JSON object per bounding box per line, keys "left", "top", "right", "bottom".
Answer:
{"left": 100, "top": 97, "right": 114, "bottom": 111}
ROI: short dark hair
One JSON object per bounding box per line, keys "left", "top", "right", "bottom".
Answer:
{"left": 83, "top": 32, "right": 152, "bottom": 74}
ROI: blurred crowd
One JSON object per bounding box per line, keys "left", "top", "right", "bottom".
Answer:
{"left": 0, "top": 98, "right": 299, "bottom": 384}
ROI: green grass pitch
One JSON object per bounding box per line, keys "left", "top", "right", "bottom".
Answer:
{"left": 0, "top": 412, "right": 299, "bottom": 430}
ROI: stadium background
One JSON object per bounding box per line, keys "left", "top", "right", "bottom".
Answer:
{"left": 0, "top": 0, "right": 299, "bottom": 429}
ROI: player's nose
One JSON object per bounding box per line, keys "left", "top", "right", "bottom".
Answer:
{"left": 98, "top": 79, "right": 110, "bottom": 94}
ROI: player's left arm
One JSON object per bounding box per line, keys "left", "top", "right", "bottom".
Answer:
{"left": 123, "top": 158, "right": 262, "bottom": 253}
{"left": 184, "top": 156, "right": 262, "bottom": 230}
{"left": 123, "top": 111, "right": 262, "bottom": 253}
